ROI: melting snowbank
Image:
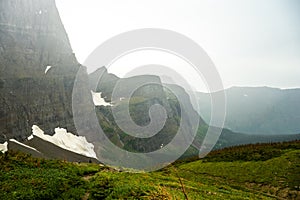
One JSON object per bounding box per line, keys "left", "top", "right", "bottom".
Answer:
{"left": 30, "top": 125, "right": 97, "bottom": 158}
{"left": 0, "top": 142, "right": 7, "bottom": 153}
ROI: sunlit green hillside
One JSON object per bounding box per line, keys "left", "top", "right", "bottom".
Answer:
{"left": 1, "top": 141, "right": 299, "bottom": 200}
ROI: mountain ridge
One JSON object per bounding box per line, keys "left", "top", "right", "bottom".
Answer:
{"left": 197, "top": 86, "right": 300, "bottom": 135}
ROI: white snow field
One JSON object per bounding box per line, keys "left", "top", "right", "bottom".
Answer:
{"left": 29, "top": 125, "right": 97, "bottom": 158}
{"left": 91, "top": 91, "right": 112, "bottom": 106}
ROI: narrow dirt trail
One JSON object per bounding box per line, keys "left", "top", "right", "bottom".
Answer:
{"left": 81, "top": 173, "right": 97, "bottom": 200}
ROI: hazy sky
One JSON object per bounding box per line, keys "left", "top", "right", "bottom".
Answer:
{"left": 56, "top": 0, "right": 300, "bottom": 91}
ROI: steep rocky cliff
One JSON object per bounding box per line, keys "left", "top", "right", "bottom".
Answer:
{"left": 0, "top": 0, "right": 80, "bottom": 142}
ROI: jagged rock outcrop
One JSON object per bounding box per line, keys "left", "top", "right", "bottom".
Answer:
{"left": 0, "top": 0, "right": 80, "bottom": 142}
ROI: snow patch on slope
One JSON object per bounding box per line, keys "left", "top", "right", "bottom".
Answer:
{"left": 27, "top": 134, "right": 34, "bottom": 140}
{"left": 91, "top": 91, "right": 112, "bottom": 106}
{"left": 45, "top": 65, "right": 52, "bottom": 74}
{"left": 9, "top": 139, "right": 40, "bottom": 152}
{"left": 0, "top": 142, "right": 7, "bottom": 153}
{"left": 30, "top": 125, "right": 97, "bottom": 158}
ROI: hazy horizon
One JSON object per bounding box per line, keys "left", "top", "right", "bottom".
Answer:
{"left": 56, "top": 0, "right": 300, "bottom": 92}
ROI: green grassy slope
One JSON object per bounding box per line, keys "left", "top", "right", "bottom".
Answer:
{"left": 174, "top": 141, "right": 300, "bottom": 199}
{"left": 1, "top": 141, "right": 299, "bottom": 200}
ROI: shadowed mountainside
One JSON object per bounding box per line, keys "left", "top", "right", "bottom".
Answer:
{"left": 0, "top": 0, "right": 80, "bottom": 142}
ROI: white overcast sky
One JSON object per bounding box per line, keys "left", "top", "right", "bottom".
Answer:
{"left": 56, "top": 0, "right": 300, "bottom": 91}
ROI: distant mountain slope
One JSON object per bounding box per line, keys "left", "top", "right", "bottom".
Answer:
{"left": 215, "top": 128, "right": 300, "bottom": 149}
{"left": 85, "top": 68, "right": 204, "bottom": 164}
{"left": 182, "top": 127, "right": 300, "bottom": 159}
{"left": 197, "top": 87, "right": 300, "bottom": 135}
{"left": 87, "top": 73, "right": 300, "bottom": 159}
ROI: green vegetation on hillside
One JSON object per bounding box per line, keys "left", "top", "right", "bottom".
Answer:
{"left": 203, "top": 140, "right": 300, "bottom": 162}
{"left": 1, "top": 141, "right": 299, "bottom": 199}
{"left": 175, "top": 141, "right": 300, "bottom": 199}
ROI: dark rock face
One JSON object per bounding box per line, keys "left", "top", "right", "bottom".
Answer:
{"left": 8, "top": 140, "right": 44, "bottom": 158}
{"left": 0, "top": 0, "right": 80, "bottom": 142}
